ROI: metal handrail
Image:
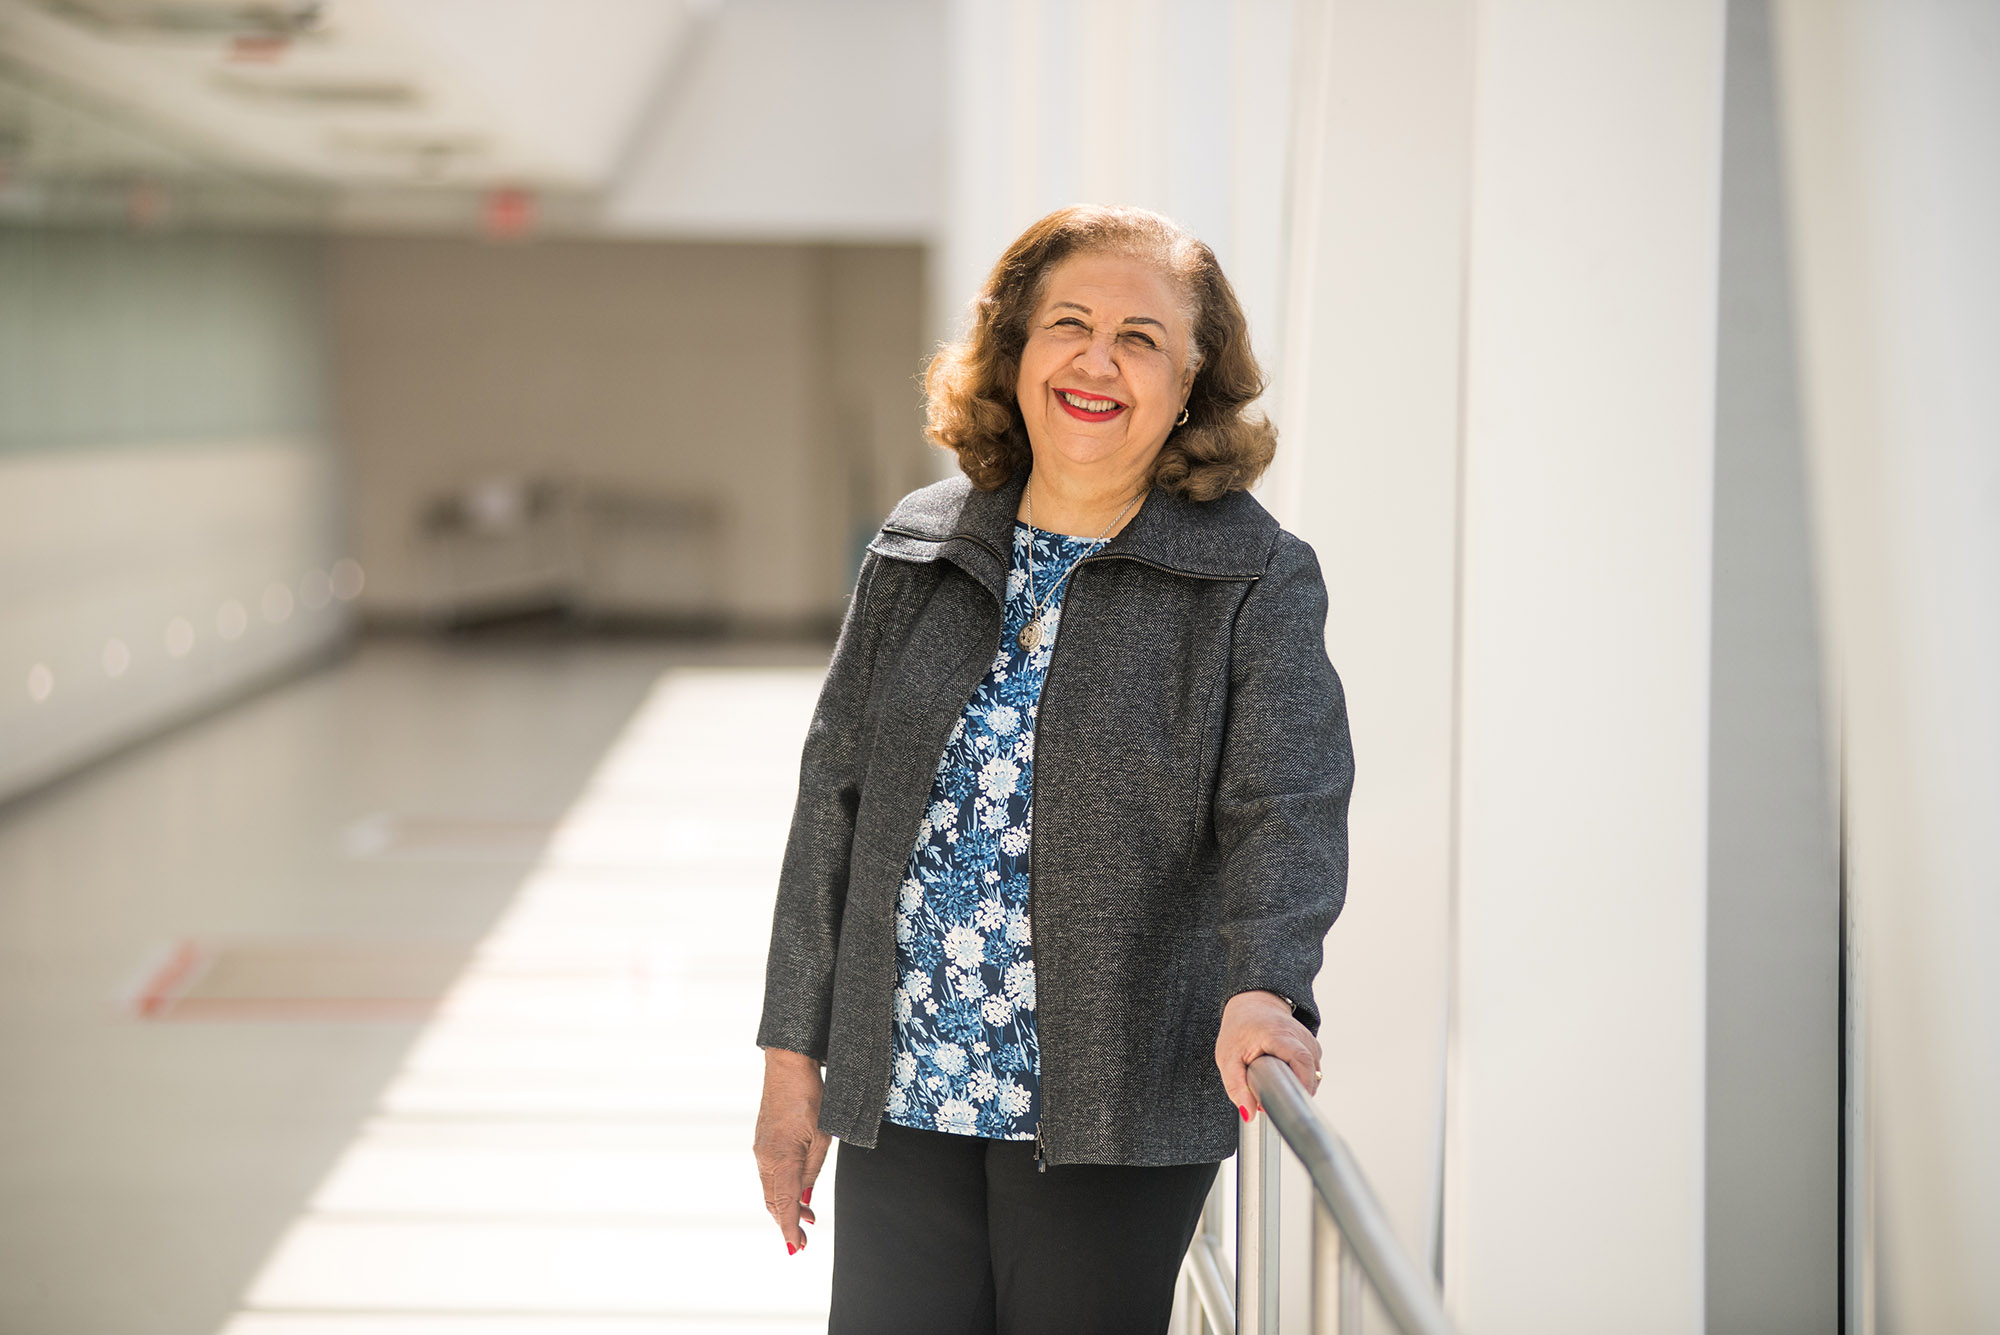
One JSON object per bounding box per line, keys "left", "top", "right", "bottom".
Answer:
{"left": 1179, "top": 1056, "right": 1459, "bottom": 1335}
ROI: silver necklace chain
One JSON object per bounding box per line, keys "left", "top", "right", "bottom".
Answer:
{"left": 1016, "top": 480, "right": 1140, "bottom": 651}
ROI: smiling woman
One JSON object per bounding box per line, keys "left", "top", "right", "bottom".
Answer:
{"left": 925, "top": 205, "right": 1277, "bottom": 509}
{"left": 753, "top": 205, "right": 1351, "bottom": 1335}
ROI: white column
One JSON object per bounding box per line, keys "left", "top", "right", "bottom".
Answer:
{"left": 932, "top": 0, "right": 1294, "bottom": 354}
{"left": 1771, "top": 2, "right": 2000, "bottom": 1327}
{"left": 1273, "top": 0, "right": 1473, "bottom": 1295}
{"left": 1444, "top": 4, "right": 1725, "bottom": 1332}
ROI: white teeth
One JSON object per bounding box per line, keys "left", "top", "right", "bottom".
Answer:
{"left": 1059, "top": 390, "right": 1119, "bottom": 412}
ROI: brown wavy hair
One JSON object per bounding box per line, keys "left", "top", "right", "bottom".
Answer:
{"left": 924, "top": 205, "right": 1277, "bottom": 501}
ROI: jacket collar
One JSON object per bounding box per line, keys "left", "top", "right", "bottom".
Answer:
{"left": 874, "top": 470, "right": 1277, "bottom": 597}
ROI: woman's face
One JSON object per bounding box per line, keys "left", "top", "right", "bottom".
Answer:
{"left": 1015, "top": 251, "right": 1196, "bottom": 481}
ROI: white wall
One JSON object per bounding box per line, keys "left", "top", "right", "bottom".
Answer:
{"left": 328, "top": 236, "right": 930, "bottom": 625}
{"left": 0, "top": 229, "right": 350, "bottom": 806}
{"left": 1275, "top": 0, "right": 1472, "bottom": 1301}
{"left": 0, "top": 441, "right": 351, "bottom": 804}
{"left": 601, "top": 0, "right": 943, "bottom": 243}
{"left": 935, "top": 0, "right": 1294, "bottom": 353}
{"left": 1772, "top": 1, "right": 2000, "bottom": 1327}
{"left": 1443, "top": 4, "right": 1724, "bottom": 1331}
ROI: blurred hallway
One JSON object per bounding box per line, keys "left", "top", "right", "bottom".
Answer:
{"left": 0, "top": 637, "right": 836, "bottom": 1333}
{"left": 4, "top": 0, "right": 1997, "bottom": 1328}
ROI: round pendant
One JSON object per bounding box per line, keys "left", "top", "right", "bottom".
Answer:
{"left": 1016, "top": 621, "right": 1041, "bottom": 651}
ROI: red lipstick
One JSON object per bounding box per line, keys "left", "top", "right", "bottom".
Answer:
{"left": 1054, "top": 388, "right": 1127, "bottom": 422}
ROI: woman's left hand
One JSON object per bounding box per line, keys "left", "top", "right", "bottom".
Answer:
{"left": 1215, "top": 989, "right": 1321, "bottom": 1119}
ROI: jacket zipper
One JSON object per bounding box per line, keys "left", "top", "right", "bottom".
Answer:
{"left": 1022, "top": 549, "right": 1258, "bottom": 1173}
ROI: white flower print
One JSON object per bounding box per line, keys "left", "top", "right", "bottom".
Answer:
{"left": 997, "top": 1079, "right": 1032, "bottom": 1118}
{"left": 944, "top": 925, "right": 985, "bottom": 969}
{"left": 979, "top": 757, "right": 1021, "bottom": 800}
{"left": 881, "top": 524, "right": 1105, "bottom": 1142}
{"left": 1005, "top": 960, "right": 1036, "bottom": 1010}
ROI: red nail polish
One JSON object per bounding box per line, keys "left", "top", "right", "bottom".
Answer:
{"left": 1239, "top": 1104, "right": 1250, "bottom": 1121}
{"left": 787, "top": 1243, "right": 797, "bottom": 1255}
{"left": 802, "top": 1186, "right": 812, "bottom": 1205}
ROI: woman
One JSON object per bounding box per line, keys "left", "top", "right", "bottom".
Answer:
{"left": 754, "top": 205, "right": 1353, "bottom": 1333}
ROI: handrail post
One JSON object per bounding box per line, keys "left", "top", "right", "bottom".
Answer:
{"left": 1238, "top": 1108, "right": 1280, "bottom": 1334}
{"left": 1313, "top": 1195, "right": 1339, "bottom": 1333}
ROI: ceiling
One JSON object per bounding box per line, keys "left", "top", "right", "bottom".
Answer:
{"left": 0, "top": 0, "right": 701, "bottom": 221}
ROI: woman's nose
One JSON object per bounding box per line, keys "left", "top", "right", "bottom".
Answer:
{"left": 1073, "top": 331, "right": 1119, "bottom": 379}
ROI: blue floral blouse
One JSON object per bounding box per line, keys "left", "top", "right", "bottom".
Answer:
{"left": 882, "top": 520, "right": 1106, "bottom": 1140}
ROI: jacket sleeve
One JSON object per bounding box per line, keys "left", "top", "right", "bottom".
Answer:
{"left": 1212, "top": 531, "right": 1355, "bottom": 1035}
{"left": 755, "top": 552, "right": 885, "bottom": 1059}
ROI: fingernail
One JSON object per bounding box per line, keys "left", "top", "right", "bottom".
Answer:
{"left": 801, "top": 1186, "right": 812, "bottom": 1205}
{"left": 787, "top": 1243, "right": 797, "bottom": 1255}
{"left": 1238, "top": 1104, "right": 1250, "bottom": 1122}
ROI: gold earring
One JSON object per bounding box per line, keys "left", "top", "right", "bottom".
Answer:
{"left": 1176, "top": 406, "right": 1191, "bottom": 427}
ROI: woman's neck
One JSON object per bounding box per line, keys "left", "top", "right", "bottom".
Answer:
{"left": 1019, "top": 464, "right": 1150, "bottom": 540}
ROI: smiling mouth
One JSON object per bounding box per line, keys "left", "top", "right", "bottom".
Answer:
{"left": 1055, "top": 388, "right": 1127, "bottom": 421}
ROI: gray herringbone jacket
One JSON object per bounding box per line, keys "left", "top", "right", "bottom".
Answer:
{"left": 756, "top": 472, "right": 1353, "bottom": 1166}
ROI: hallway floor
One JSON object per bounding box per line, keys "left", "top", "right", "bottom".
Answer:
{"left": 0, "top": 636, "right": 836, "bottom": 1334}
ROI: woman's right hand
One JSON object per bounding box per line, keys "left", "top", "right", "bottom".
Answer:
{"left": 753, "top": 1048, "right": 832, "bottom": 1254}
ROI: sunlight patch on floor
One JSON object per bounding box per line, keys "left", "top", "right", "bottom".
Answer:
{"left": 218, "top": 666, "right": 832, "bottom": 1334}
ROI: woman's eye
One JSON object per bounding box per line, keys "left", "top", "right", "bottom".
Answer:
{"left": 1052, "top": 318, "right": 1087, "bottom": 331}
{"left": 1121, "top": 331, "right": 1159, "bottom": 349}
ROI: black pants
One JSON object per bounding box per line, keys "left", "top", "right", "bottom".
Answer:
{"left": 827, "top": 1121, "right": 1219, "bottom": 1335}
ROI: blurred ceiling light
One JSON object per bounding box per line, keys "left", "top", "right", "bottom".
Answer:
{"left": 213, "top": 71, "right": 420, "bottom": 108}
{"left": 330, "top": 558, "right": 364, "bottom": 602}
{"left": 262, "top": 582, "right": 295, "bottom": 624}
{"left": 298, "top": 568, "right": 331, "bottom": 611}
{"left": 217, "top": 600, "right": 249, "bottom": 640}
{"left": 38, "top": 0, "right": 322, "bottom": 39}
{"left": 327, "top": 128, "right": 488, "bottom": 179}
{"left": 165, "top": 617, "right": 195, "bottom": 658}
{"left": 27, "top": 664, "right": 53, "bottom": 703}
{"left": 103, "top": 638, "right": 131, "bottom": 678}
